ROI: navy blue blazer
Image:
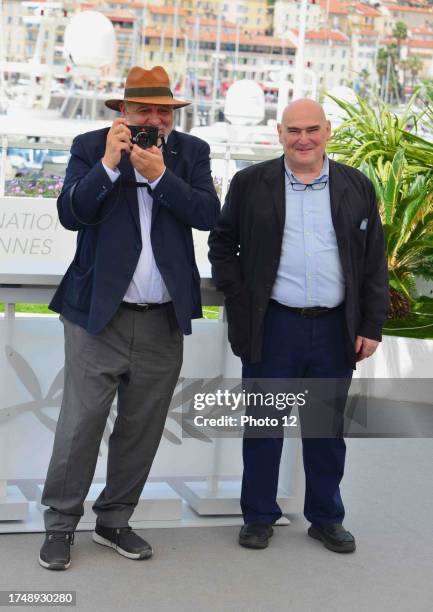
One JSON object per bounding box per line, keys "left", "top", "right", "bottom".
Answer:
{"left": 50, "top": 128, "right": 220, "bottom": 334}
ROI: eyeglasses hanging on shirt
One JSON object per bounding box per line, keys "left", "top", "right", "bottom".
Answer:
{"left": 290, "top": 180, "right": 328, "bottom": 192}
{"left": 284, "top": 167, "right": 328, "bottom": 191}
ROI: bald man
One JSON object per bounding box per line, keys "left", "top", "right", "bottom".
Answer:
{"left": 208, "top": 100, "right": 389, "bottom": 553}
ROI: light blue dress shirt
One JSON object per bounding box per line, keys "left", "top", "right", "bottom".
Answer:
{"left": 271, "top": 156, "right": 345, "bottom": 308}
{"left": 103, "top": 162, "right": 171, "bottom": 303}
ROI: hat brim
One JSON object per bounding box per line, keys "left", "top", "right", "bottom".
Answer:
{"left": 105, "top": 96, "right": 191, "bottom": 111}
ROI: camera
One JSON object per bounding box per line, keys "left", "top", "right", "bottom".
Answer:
{"left": 129, "top": 125, "right": 159, "bottom": 149}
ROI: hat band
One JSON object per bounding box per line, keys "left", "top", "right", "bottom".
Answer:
{"left": 124, "top": 86, "right": 173, "bottom": 98}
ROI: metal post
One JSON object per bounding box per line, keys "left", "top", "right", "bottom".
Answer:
{"left": 234, "top": 22, "right": 240, "bottom": 81}
{"left": 293, "top": 0, "right": 307, "bottom": 100}
{"left": 193, "top": 16, "right": 200, "bottom": 127}
{"left": 172, "top": 0, "right": 178, "bottom": 69}
{"left": 4, "top": 303, "right": 15, "bottom": 319}
{"left": 160, "top": 28, "right": 165, "bottom": 64}
{"left": 210, "top": 12, "right": 222, "bottom": 124}
{"left": 131, "top": 18, "right": 138, "bottom": 67}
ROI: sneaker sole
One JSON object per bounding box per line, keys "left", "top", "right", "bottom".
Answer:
{"left": 38, "top": 555, "right": 70, "bottom": 570}
{"left": 92, "top": 533, "right": 153, "bottom": 560}
{"left": 308, "top": 527, "right": 356, "bottom": 553}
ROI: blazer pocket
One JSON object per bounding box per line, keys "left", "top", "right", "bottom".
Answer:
{"left": 66, "top": 263, "right": 94, "bottom": 312}
{"left": 224, "top": 287, "right": 250, "bottom": 358}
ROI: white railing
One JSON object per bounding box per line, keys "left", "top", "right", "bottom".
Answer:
{"left": 0, "top": 133, "right": 282, "bottom": 201}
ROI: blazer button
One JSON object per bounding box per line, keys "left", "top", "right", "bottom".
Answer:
{"left": 136, "top": 244, "right": 141, "bottom": 251}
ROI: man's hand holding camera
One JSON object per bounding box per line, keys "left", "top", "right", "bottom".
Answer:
{"left": 102, "top": 118, "right": 131, "bottom": 170}
{"left": 102, "top": 118, "right": 165, "bottom": 182}
{"left": 130, "top": 144, "right": 165, "bottom": 183}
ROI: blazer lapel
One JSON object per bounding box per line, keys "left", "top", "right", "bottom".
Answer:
{"left": 328, "top": 159, "right": 348, "bottom": 238}
{"left": 151, "top": 131, "right": 180, "bottom": 224}
{"left": 263, "top": 156, "right": 286, "bottom": 232}
{"left": 328, "top": 159, "right": 351, "bottom": 279}
{"left": 163, "top": 131, "right": 180, "bottom": 173}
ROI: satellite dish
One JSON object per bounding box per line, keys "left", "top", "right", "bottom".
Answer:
{"left": 224, "top": 80, "right": 265, "bottom": 126}
{"left": 64, "top": 11, "right": 115, "bottom": 68}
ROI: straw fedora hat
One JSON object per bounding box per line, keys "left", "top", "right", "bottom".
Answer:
{"left": 105, "top": 65, "right": 190, "bottom": 111}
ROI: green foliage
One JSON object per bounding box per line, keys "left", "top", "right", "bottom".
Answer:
{"left": 392, "top": 21, "right": 408, "bottom": 48}
{"left": 0, "top": 303, "right": 54, "bottom": 314}
{"left": 326, "top": 91, "right": 433, "bottom": 305}
{"left": 326, "top": 92, "right": 433, "bottom": 170}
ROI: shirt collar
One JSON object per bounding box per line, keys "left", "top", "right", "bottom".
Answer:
{"left": 284, "top": 155, "right": 329, "bottom": 183}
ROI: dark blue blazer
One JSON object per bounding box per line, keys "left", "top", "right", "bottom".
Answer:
{"left": 49, "top": 128, "right": 220, "bottom": 334}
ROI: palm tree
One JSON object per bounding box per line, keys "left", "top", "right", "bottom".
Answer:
{"left": 376, "top": 44, "right": 400, "bottom": 103}
{"left": 326, "top": 92, "right": 433, "bottom": 318}
{"left": 407, "top": 55, "right": 423, "bottom": 88}
{"left": 360, "top": 151, "right": 433, "bottom": 315}
{"left": 376, "top": 47, "right": 389, "bottom": 99}
{"left": 391, "top": 22, "right": 408, "bottom": 100}
{"left": 358, "top": 68, "right": 370, "bottom": 98}
{"left": 326, "top": 92, "right": 433, "bottom": 170}
{"left": 392, "top": 21, "right": 408, "bottom": 62}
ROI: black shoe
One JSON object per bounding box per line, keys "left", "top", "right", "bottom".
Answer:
{"left": 308, "top": 523, "right": 356, "bottom": 553}
{"left": 39, "top": 531, "right": 74, "bottom": 570}
{"left": 92, "top": 525, "right": 153, "bottom": 560}
{"left": 239, "top": 522, "right": 273, "bottom": 549}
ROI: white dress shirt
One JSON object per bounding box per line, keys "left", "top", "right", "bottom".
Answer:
{"left": 102, "top": 162, "right": 171, "bottom": 303}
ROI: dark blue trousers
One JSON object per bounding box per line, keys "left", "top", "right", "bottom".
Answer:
{"left": 241, "top": 300, "right": 353, "bottom": 526}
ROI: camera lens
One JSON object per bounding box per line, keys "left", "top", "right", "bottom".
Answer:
{"left": 129, "top": 126, "right": 159, "bottom": 149}
{"left": 136, "top": 131, "right": 151, "bottom": 148}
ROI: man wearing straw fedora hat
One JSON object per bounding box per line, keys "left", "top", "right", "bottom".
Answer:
{"left": 39, "top": 66, "right": 220, "bottom": 570}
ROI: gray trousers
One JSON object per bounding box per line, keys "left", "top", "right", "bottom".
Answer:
{"left": 42, "top": 304, "right": 183, "bottom": 531}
